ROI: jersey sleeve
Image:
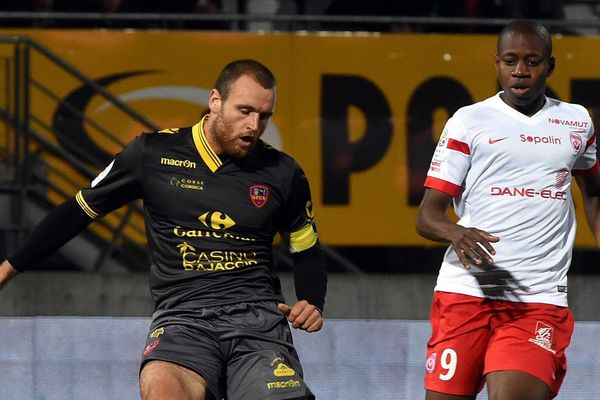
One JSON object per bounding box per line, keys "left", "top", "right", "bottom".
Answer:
{"left": 424, "top": 115, "right": 472, "bottom": 197}
{"left": 570, "top": 106, "right": 598, "bottom": 174}
{"left": 277, "top": 164, "right": 318, "bottom": 253}
{"left": 572, "top": 127, "right": 599, "bottom": 176}
{"left": 75, "top": 135, "right": 145, "bottom": 218}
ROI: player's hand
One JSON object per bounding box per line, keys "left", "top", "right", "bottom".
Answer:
{"left": 448, "top": 226, "right": 500, "bottom": 269}
{"left": 278, "top": 300, "right": 323, "bottom": 333}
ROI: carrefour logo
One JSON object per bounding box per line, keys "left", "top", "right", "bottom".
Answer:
{"left": 198, "top": 211, "right": 235, "bottom": 230}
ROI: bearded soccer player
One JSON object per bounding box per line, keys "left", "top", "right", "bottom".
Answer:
{"left": 0, "top": 59, "right": 327, "bottom": 400}
{"left": 416, "top": 20, "right": 600, "bottom": 400}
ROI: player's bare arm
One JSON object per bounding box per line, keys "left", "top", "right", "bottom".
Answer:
{"left": 0, "top": 260, "right": 18, "bottom": 290}
{"left": 416, "top": 188, "right": 499, "bottom": 268}
{"left": 278, "top": 300, "right": 323, "bottom": 333}
{"left": 576, "top": 172, "right": 600, "bottom": 246}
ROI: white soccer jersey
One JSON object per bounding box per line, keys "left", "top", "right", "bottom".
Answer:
{"left": 425, "top": 92, "right": 599, "bottom": 306}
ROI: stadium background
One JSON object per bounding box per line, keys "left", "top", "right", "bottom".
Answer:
{"left": 0, "top": 2, "right": 599, "bottom": 398}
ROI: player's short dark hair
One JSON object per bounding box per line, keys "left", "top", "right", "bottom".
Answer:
{"left": 498, "top": 20, "right": 553, "bottom": 57}
{"left": 214, "top": 59, "right": 276, "bottom": 101}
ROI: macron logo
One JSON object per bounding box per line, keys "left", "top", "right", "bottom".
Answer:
{"left": 488, "top": 137, "right": 508, "bottom": 144}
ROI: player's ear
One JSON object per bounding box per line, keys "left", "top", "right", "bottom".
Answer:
{"left": 208, "top": 89, "right": 222, "bottom": 112}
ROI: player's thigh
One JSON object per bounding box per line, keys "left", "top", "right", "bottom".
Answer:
{"left": 224, "top": 304, "right": 313, "bottom": 400}
{"left": 484, "top": 304, "right": 573, "bottom": 398}
{"left": 140, "top": 360, "right": 210, "bottom": 400}
{"left": 140, "top": 323, "right": 224, "bottom": 399}
{"left": 486, "top": 370, "right": 549, "bottom": 400}
{"left": 425, "top": 293, "right": 492, "bottom": 396}
{"left": 425, "top": 333, "right": 488, "bottom": 396}
{"left": 227, "top": 345, "right": 314, "bottom": 400}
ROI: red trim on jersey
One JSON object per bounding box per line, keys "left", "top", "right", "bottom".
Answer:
{"left": 584, "top": 132, "right": 597, "bottom": 152}
{"left": 424, "top": 176, "right": 462, "bottom": 197}
{"left": 573, "top": 159, "right": 600, "bottom": 176}
{"left": 447, "top": 138, "right": 471, "bottom": 155}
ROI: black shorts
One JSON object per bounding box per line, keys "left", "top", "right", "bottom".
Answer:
{"left": 140, "top": 301, "right": 315, "bottom": 400}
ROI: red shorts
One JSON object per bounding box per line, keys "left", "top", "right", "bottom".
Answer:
{"left": 424, "top": 292, "right": 574, "bottom": 398}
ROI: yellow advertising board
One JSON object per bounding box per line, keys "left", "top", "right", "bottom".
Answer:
{"left": 1, "top": 28, "right": 599, "bottom": 247}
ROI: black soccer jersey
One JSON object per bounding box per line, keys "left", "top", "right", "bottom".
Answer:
{"left": 76, "top": 117, "right": 318, "bottom": 311}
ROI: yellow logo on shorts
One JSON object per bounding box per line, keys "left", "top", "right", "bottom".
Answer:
{"left": 149, "top": 327, "right": 165, "bottom": 338}
{"left": 273, "top": 363, "right": 296, "bottom": 377}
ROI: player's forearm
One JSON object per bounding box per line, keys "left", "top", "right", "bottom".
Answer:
{"left": 8, "top": 197, "right": 94, "bottom": 271}
{"left": 292, "top": 242, "right": 327, "bottom": 312}
{"left": 415, "top": 188, "right": 459, "bottom": 243}
{"left": 0, "top": 260, "right": 18, "bottom": 289}
{"left": 416, "top": 208, "right": 459, "bottom": 243}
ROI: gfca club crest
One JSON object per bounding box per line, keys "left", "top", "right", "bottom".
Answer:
{"left": 250, "top": 185, "right": 269, "bottom": 208}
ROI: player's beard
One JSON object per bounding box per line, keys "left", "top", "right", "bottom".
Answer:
{"left": 213, "top": 110, "right": 256, "bottom": 158}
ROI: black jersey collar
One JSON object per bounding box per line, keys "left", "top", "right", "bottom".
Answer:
{"left": 192, "top": 115, "right": 223, "bottom": 173}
